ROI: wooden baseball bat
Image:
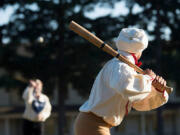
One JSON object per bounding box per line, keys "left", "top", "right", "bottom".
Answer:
{"left": 14, "top": 75, "right": 29, "bottom": 83}
{"left": 69, "top": 21, "right": 173, "bottom": 94}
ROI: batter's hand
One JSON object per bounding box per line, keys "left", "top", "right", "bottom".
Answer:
{"left": 144, "top": 69, "right": 156, "bottom": 79}
{"left": 153, "top": 75, "right": 167, "bottom": 87}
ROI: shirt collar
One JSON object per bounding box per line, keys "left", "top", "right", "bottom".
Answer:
{"left": 117, "top": 50, "right": 142, "bottom": 67}
{"left": 33, "top": 91, "right": 45, "bottom": 102}
{"left": 117, "top": 50, "right": 135, "bottom": 64}
{"left": 130, "top": 53, "right": 142, "bottom": 67}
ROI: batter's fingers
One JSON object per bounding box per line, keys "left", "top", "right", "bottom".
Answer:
{"left": 156, "top": 75, "right": 160, "bottom": 81}
{"left": 163, "top": 80, "right": 167, "bottom": 86}
{"left": 159, "top": 76, "right": 163, "bottom": 84}
{"left": 161, "top": 77, "right": 167, "bottom": 86}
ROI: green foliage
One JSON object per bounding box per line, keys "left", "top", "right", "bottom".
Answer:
{"left": 0, "top": 0, "right": 122, "bottom": 97}
{"left": 0, "top": 0, "right": 179, "bottom": 96}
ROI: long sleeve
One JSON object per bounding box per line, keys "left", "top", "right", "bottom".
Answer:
{"left": 22, "top": 86, "right": 34, "bottom": 103}
{"left": 38, "top": 96, "right": 52, "bottom": 121}
{"left": 132, "top": 85, "right": 169, "bottom": 111}
{"left": 106, "top": 61, "right": 152, "bottom": 102}
{"left": 44, "top": 96, "right": 52, "bottom": 119}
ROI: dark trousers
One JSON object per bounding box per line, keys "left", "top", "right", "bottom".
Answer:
{"left": 23, "top": 119, "right": 43, "bottom": 135}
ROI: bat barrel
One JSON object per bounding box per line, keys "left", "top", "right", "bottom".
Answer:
{"left": 69, "top": 21, "right": 103, "bottom": 48}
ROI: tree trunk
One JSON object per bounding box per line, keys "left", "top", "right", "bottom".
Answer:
{"left": 156, "top": 7, "right": 164, "bottom": 135}
{"left": 57, "top": 38, "right": 65, "bottom": 135}
{"left": 58, "top": 81, "right": 66, "bottom": 135}
{"left": 57, "top": 0, "right": 65, "bottom": 134}
{"left": 157, "top": 108, "right": 164, "bottom": 135}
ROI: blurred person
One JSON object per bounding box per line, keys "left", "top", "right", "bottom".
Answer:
{"left": 22, "top": 79, "right": 52, "bottom": 135}
{"left": 74, "top": 28, "right": 169, "bottom": 135}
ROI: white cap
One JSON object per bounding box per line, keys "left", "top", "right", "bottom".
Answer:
{"left": 115, "top": 28, "right": 148, "bottom": 53}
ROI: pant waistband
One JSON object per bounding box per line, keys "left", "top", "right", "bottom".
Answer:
{"left": 82, "top": 112, "right": 113, "bottom": 128}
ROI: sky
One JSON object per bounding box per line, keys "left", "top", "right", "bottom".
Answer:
{"left": 85, "top": 1, "right": 144, "bottom": 19}
{"left": 85, "top": 1, "right": 129, "bottom": 19}
{"left": 0, "top": 2, "right": 170, "bottom": 40}
{"left": 0, "top": 3, "right": 39, "bottom": 26}
{"left": 0, "top": 5, "right": 15, "bottom": 26}
{"left": 0, "top": 2, "right": 131, "bottom": 25}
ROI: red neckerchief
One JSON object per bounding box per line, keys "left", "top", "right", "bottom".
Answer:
{"left": 131, "top": 53, "right": 142, "bottom": 67}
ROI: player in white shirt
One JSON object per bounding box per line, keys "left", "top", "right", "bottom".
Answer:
{"left": 74, "top": 28, "right": 168, "bottom": 135}
{"left": 22, "top": 79, "right": 51, "bottom": 135}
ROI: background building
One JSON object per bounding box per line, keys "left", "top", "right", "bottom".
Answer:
{"left": 0, "top": 84, "right": 179, "bottom": 135}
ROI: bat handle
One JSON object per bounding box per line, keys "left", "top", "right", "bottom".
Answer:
{"left": 165, "top": 86, "right": 173, "bottom": 95}
{"left": 152, "top": 82, "right": 173, "bottom": 95}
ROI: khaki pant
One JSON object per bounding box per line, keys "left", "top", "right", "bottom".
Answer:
{"left": 74, "top": 112, "right": 112, "bottom": 135}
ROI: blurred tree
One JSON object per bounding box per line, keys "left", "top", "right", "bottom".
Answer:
{"left": 0, "top": 0, "right": 124, "bottom": 134}
{"left": 0, "top": 0, "right": 179, "bottom": 134}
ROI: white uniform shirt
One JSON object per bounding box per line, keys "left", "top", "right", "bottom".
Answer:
{"left": 22, "top": 86, "right": 52, "bottom": 122}
{"left": 80, "top": 51, "right": 168, "bottom": 126}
